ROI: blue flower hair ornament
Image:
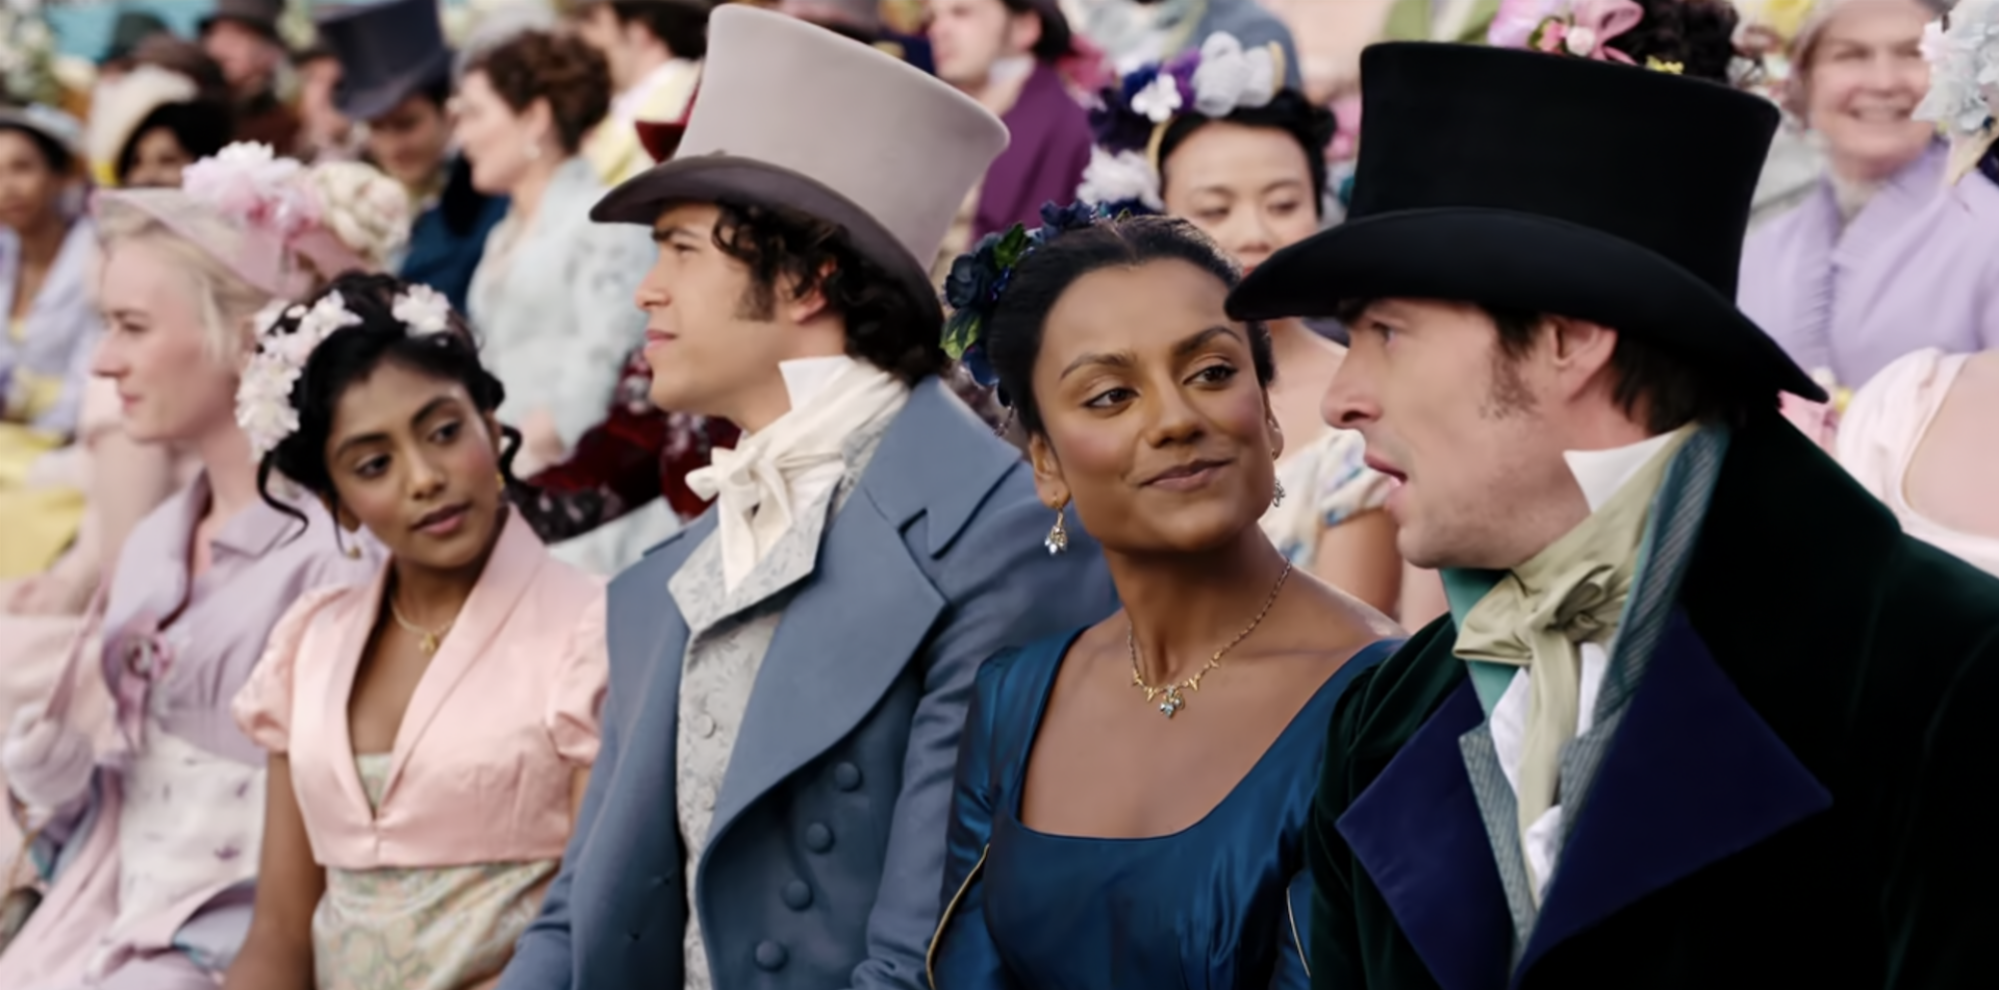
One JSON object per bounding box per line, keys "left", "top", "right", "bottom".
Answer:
{"left": 942, "top": 201, "right": 1105, "bottom": 401}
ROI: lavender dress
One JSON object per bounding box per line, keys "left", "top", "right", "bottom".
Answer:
{"left": 1738, "top": 142, "right": 1999, "bottom": 392}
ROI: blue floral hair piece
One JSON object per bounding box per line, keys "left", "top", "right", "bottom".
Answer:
{"left": 942, "top": 201, "right": 1105, "bottom": 398}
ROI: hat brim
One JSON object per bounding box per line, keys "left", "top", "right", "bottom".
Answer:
{"left": 591, "top": 154, "right": 942, "bottom": 328}
{"left": 1228, "top": 209, "right": 1826, "bottom": 403}
{"left": 335, "top": 49, "right": 453, "bottom": 123}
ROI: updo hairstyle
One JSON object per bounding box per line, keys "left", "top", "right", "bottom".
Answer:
{"left": 464, "top": 29, "right": 613, "bottom": 154}
{"left": 984, "top": 214, "right": 1275, "bottom": 436}
{"left": 1618, "top": 0, "right": 1742, "bottom": 83}
{"left": 1156, "top": 90, "right": 1338, "bottom": 216}
{"left": 255, "top": 272, "right": 519, "bottom": 523}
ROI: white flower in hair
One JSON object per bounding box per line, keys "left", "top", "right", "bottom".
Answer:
{"left": 393, "top": 284, "right": 454, "bottom": 337}
{"left": 1191, "top": 33, "right": 1280, "bottom": 118}
{"left": 1131, "top": 73, "right": 1184, "bottom": 123}
{"left": 1078, "top": 146, "right": 1165, "bottom": 210}
{"left": 234, "top": 291, "right": 364, "bottom": 460}
{"left": 1916, "top": 0, "right": 1999, "bottom": 138}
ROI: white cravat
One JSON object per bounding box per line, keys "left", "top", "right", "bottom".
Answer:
{"left": 1493, "top": 429, "right": 1679, "bottom": 898}
{"left": 685, "top": 357, "right": 908, "bottom": 591}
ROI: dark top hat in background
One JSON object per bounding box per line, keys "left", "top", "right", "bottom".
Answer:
{"left": 200, "top": 0, "right": 285, "bottom": 41}
{"left": 103, "top": 9, "right": 172, "bottom": 65}
{"left": 1229, "top": 43, "right": 1822, "bottom": 403}
{"left": 315, "top": 0, "right": 453, "bottom": 123}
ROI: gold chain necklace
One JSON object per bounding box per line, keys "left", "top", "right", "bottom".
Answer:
{"left": 1129, "top": 561, "right": 1293, "bottom": 719}
{"left": 388, "top": 598, "right": 455, "bottom": 655}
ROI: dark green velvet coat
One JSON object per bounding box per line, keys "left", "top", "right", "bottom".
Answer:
{"left": 1306, "top": 408, "right": 1999, "bottom": 989}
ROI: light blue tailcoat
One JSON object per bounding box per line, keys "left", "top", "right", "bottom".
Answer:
{"left": 499, "top": 379, "right": 1117, "bottom": 989}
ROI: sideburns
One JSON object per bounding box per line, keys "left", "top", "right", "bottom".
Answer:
{"left": 1480, "top": 348, "right": 1538, "bottom": 420}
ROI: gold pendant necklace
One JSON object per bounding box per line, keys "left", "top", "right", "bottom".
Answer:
{"left": 1129, "top": 561, "right": 1293, "bottom": 719}
{"left": 389, "top": 598, "right": 455, "bottom": 655}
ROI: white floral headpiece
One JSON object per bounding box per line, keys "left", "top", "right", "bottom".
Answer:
{"left": 1079, "top": 32, "right": 1288, "bottom": 212}
{"left": 1915, "top": 0, "right": 1999, "bottom": 183}
{"left": 236, "top": 284, "right": 458, "bottom": 460}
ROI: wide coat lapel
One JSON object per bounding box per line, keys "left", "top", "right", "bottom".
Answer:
{"left": 1338, "top": 672, "right": 1516, "bottom": 990}
{"left": 705, "top": 381, "right": 1015, "bottom": 849}
{"left": 1521, "top": 611, "right": 1832, "bottom": 977}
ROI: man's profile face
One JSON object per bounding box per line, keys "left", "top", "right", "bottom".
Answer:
{"left": 366, "top": 94, "right": 451, "bottom": 190}
{"left": 1324, "top": 298, "right": 1569, "bottom": 570}
{"left": 636, "top": 202, "right": 797, "bottom": 421}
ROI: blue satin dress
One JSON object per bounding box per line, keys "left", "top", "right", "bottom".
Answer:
{"left": 930, "top": 629, "right": 1400, "bottom": 989}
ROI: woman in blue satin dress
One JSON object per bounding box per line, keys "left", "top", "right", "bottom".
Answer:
{"left": 928, "top": 210, "right": 1403, "bottom": 988}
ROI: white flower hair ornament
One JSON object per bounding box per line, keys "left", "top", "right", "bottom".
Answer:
{"left": 1190, "top": 33, "right": 1283, "bottom": 118}
{"left": 235, "top": 284, "right": 467, "bottom": 460}
{"left": 1915, "top": 0, "right": 1999, "bottom": 184}
{"left": 1080, "top": 32, "right": 1291, "bottom": 212}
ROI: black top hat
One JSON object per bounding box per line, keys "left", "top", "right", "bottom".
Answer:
{"left": 104, "top": 10, "right": 172, "bottom": 64}
{"left": 1229, "top": 43, "right": 1822, "bottom": 402}
{"left": 200, "top": 0, "right": 284, "bottom": 39}
{"left": 315, "top": 0, "right": 452, "bottom": 123}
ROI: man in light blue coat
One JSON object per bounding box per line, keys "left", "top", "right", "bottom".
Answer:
{"left": 496, "top": 8, "right": 1117, "bottom": 990}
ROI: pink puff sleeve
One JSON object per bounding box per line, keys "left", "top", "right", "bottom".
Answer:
{"left": 233, "top": 587, "right": 346, "bottom": 755}
{"left": 544, "top": 589, "right": 609, "bottom": 768}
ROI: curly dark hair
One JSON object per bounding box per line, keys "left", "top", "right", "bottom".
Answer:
{"left": 984, "top": 214, "right": 1275, "bottom": 435}
{"left": 256, "top": 272, "right": 521, "bottom": 527}
{"left": 710, "top": 200, "right": 947, "bottom": 385}
{"left": 1612, "top": 0, "right": 1742, "bottom": 83}
{"left": 464, "top": 28, "right": 612, "bottom": 154}
{"left": 1156, "top": 90, "right": 1339, "bottom": 218}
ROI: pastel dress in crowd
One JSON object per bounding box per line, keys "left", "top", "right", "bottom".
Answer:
{"left": 1738, "top": 141, "right": 1999, "bottom": 394}
{"left": 232, "top": 509, "right": 608, "bottom": 990}
{"left": 466, "top": 155, "right": 663, "bottom": 575}
{"left": 1834, "top": 347, "right": 1999, "bottom": 577}
{"left": 928, "top": 629, "right": 1401, "bottom": 989}
{"left": 0, "top": 218, "right": 103, "bottom": 577}
{"left": 0, "top": 474, "right": 374, "bottom": 990}
{"left": 1259, "top": 426, "right": 1391, "bottom": 571}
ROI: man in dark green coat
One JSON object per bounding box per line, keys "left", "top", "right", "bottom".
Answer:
{"left": 1226, "top": 41, "right": 1999, "bottom": 990}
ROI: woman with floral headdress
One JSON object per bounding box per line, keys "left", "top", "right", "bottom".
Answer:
{"left": 0, "top": 144, "right": 400, "bottom": 989}
{"left": 1075, "top": 33, "right": 1409, "bottom": 618}
{"left": 1739, "top": 0, "right": 1998, "bottom": 400}
{"left": 928, "top": 206, "right": 1400, "bottom": 989}
{"left": 223, "top": 272, "right": 605, "bottom": 990}
{"left": 1832, "top": 0, "right": 1999, "bottom": 578}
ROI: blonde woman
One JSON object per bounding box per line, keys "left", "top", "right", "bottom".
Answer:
{"left": 0, "top": 145, "right": 401, "bottom": 989}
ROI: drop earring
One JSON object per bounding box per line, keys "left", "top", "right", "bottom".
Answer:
{"left": 1270, "top": 449, "right": 1286, "bottom": 507}
{"left": 1044, "top": 501, "right": 1070, "bottom": 555}
{"left": 497, "top": 471, "right": 508, "bottom": 493}
{"left": 336, "top": 530, "right": 361, "bottom": 559}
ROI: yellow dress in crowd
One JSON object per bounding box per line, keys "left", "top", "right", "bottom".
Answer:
{"left": 1, "top": 314, "right": 86, "bottom": 578}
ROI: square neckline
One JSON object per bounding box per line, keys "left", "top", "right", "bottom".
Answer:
{"left": 1005, "top": 629, "right": 1396, "bottom": 844}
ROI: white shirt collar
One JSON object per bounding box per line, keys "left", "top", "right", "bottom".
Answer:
{"left": 776, "top": 355, "right": 858, "bottom": 419}
{"left": 1562, "top": 431, "right": 1680, "bottom": 513}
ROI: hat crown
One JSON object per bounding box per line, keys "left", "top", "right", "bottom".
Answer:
{"left": 1349, "top": 44, "right": 1778, "bottom": 300}
{"left": 317, "top": 0, "right": 451, "bottom": 121}
{"left": 675, "top": 6, "right": 1008, "bottom": 273}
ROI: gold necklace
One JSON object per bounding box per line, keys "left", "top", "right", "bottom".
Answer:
{"left": 1129, "top": 561, "right": 1293, "bottom": 719}
{"left": 388, "top": 598, "right": 455, "bottom": 655}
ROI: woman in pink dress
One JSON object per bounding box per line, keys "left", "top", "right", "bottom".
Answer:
{"left": 0, "top": 146, "right": 395, "bottom": 988}
{"left": 224, "top": 273, "right": 605, "bottom": 990}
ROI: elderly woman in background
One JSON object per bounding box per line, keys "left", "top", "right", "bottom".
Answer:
{"left": 0, "top": 106, "right": 99, "bottom": 579}
{"left": 455, "top": 27, "right": 659, "bottom": 573}
{"left": 1831, "top": 0, "right": 1999, "bottom": 578}
{"left": 1740, "top": 0, "right": 1999, "bottom": 401}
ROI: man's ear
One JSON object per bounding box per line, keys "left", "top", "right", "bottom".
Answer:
{"left": 1546, "top": 315, "right": 1620, "bottom": 402}
{"left": 783, "top": 259, "right": 840, "bottom": 325}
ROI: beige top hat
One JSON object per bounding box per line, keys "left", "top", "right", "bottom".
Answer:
{"left": 591, "top": 5, "right": 1010, "bottom": 324}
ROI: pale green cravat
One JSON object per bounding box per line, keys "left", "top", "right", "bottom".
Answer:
{"left": 1452, "top": 425, "right": 1694, "bottom": 898}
